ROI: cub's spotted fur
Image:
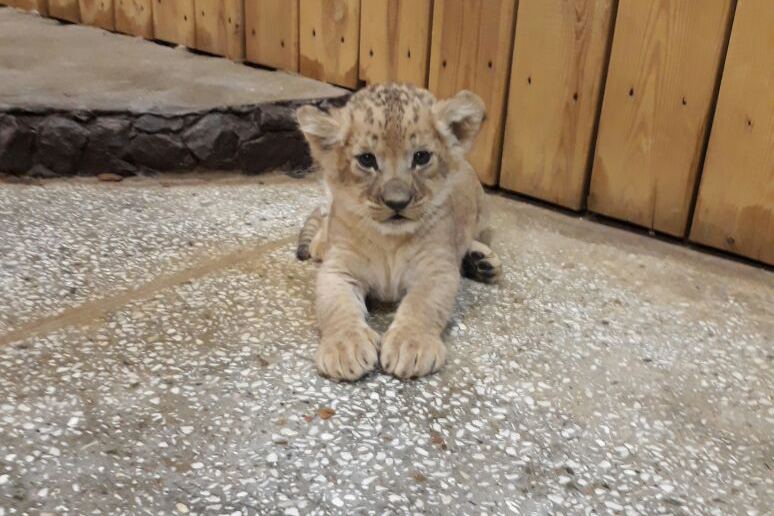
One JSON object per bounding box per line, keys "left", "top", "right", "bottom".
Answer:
{"left": 297, "top": 83, "right": 502, "bottom": 380}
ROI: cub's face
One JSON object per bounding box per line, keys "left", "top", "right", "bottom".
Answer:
{"left": 298, "top": 84, "right": 485, "bottom": 234}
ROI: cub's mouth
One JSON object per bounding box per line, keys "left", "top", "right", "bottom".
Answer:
{"left": 386, "top": 213, "right": 410, "bottom": 223}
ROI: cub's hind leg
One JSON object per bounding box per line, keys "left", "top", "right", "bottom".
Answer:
{"left": 462, "top": 240, "right": 502, "bottom": 283}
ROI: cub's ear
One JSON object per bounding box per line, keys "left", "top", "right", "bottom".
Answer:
{"left": 296, "top": 105, "right": 343, "bottom": 151}
{"left": 433, "top": 90, "right": 486, "bottom": 151}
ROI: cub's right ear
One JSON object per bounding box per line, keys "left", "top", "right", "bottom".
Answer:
{"left": 296, "top": 105, "right": 343, "bottom": 151}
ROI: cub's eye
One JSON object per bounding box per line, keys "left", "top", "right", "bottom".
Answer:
{"left": 356, "top": 153, "right": 378, "bottom": 170}
{"left": 412, "top": 150, "right": 432, "bottom": 168}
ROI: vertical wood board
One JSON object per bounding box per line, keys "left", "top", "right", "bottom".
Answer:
{"left": 153, "top": 0, "right": 195, "bottom": 47}
{"left": 299, "top": 0, "right": 360, "bottom": 89}
{"left": 245, "top": 0, "right": 299, "bottom": 71}
{"left": 499, "top": 0, "right": 615, "bottom": 209}
{"left": 11, "top": 0, "right": 49, "bottom": 14}
{"left": 690, "top": 0, "right": 774, "bottom": 264}
{"left": 48, "top": 0, "right": 80, "bottom": 22}
{"left": 194, "top": 0, "right": 245, "bottom": 59}
{"left": 115, "top": 0, "right": 153, "bottom": 38}
{"left": 359, "top": 0, "right": 433, "bottom": 87}
{"left": 79, "top": 0, "right": 113, "bottom": 30}
{"left": 428, "top": 0, "right": 518, "bottom": 186}
{"left": 588, "top": 0, "right": 734, "bottom": 236}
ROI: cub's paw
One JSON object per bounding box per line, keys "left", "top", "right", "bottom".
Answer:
{"left": 316, "top": 325, "right": 380, "bottom": 381}
{"left": 462, "top": 241, "right": 502, "bottom": 283}
{"left": 380, "top": 325, "right": 446, "bottom": 379}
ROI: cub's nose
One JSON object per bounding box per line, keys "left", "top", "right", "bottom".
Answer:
{"left": 382, "top": 178, "right": 412, "bottom": 213}
{"left": 384, "top": 196, "right": 410, "bottom": 213}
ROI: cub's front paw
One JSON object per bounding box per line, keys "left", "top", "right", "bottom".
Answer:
{"left": 316, "top": 325, "right": 380, "bottom": 381}
{"left": 380, "top": 325, "right": 446, "bottom": 379}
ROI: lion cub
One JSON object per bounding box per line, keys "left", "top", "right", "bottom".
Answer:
{"left": 296, "top": 83, "right": 501, "bottom": 380}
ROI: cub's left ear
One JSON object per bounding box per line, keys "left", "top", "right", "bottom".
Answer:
{"left": 433, "top": 90, "right": 486, "bottom": 151}
{"left": 296, "top": 105, "right": 344, "bottom": 152}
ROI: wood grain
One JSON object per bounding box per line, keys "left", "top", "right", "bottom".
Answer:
{"left": 48, "top": 0, "right": 80, "bottom": 22}
{"left": 428, "top": 0, "right": 518, "bottom": 186}
{"left": 152, "top": 0, "right": 195, "bottom": 47}
{"left": 588, "top": 0, "right": 734, "bottom": 236}
{"left": 115, "top": 0, "right": 153, "bottom": 38}
{"left": 690, "top": 0, "right": 774, "bottom": 265}
{"left": 359, "top": 0, "right": 433, "bottom": 87}
{"left": 194, "top": 0, "right": 245, "bottom": 59}
{"left": 78, "top": 0, "right": 113, "bottom": 29}
{"left": 299, "top": 0, "right": 360, "bottom": 89}
{"left": 10, "top": 0, "right": 49, "bottom": 14}
{"left": 245, "top": 0, "right": 299, "bottom": 71}
{"left": 499, "top": 0, "right": 614, "bottom": 209}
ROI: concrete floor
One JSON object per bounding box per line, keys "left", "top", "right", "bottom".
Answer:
{"left": 0, "top": 9, "right": 344, "bottom": 112}
{"left": 0, "top": 174, "right": 772, "bottom": 515}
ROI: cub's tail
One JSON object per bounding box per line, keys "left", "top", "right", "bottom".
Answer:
{"left": 296, "top": 206, "right": 324, "bottom": 261}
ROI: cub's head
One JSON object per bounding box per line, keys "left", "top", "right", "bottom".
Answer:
{"left": 297, "top": 84, "right": 485, "bottom": 234}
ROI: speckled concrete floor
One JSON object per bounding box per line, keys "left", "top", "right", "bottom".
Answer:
{"left": 0, "top": 174, "right": 772, "bottom": 516}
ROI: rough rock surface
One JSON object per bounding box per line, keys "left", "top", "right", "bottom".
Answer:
{"left": 0, "top": 98, "right": 347, "bottom": 178}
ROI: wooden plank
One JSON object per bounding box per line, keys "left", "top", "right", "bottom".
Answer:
{"left": 299, "top": 0, "right": 360, "bottom": 89}
{"left": 11, "top": 0, "right": 49, "bottom": 14}
{"left": 115, "top": 0, "right": 153, "bottom": 38}
{"left": 78, "top": 0, "right": 113, "bottom": 29}
{"left": 499, "top": 0, "right": 614, "bottom": 210}
{"left": 428, "top": 0, "right": 517, "bottom": 186}
{"left": 48, "top": 0, "right": 79, "bottom": 22}
{"left": 588, "top": 0, "right": 734, "bottom": 236}
{"left": 690, "top": 0, "right": 774, "bottom": 265}
{"left": 194, "top": 0, "right": 245, "bottom": 59}
{"left": 358, "top": 0, "right": 433, "bottom": 87}
{"left": 244, "top": 0, "right": 299, "bottom": 71}
{"left": 152, "top": 0, "right": 195, "bottom": 47}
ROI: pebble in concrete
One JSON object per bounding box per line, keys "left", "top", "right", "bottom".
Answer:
{"left": 0, "top": 175, "right": 771, "bottom": 515}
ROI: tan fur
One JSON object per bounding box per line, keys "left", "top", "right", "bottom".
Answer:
{"left": 297, "top": 83, "right": 499, "bottom": 380}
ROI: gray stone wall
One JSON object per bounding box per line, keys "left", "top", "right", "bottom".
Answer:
{"left": 0, "top": 96, "right": 349, "bottom": 178}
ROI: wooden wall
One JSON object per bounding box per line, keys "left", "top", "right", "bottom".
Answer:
{"left": 5, "top": 0, "right": 772, "bottom": 264}
{"left": 194, "top": 0, "right": 244, "bottom": 59}
{"left": 359, "top": 0, "right": 433, "bottom": 87}
{"left": 428, "top": 0, "right": 518, "bottom": 186}
{"left": 8, "top": 0, "right": 49, "bottom": 14}
{"left": 588, "top": 0, "right": 734, "bottom": 237}
{"left": 79, "top": 0, "right": 113, "bottom": 29}
{"left": 500, "top": 0, "right": 615, "bottom": 209}
{"left": 48, "top": 0, "right": 79, "bottom": 22}
{"left": 690, "top": 0, "right": 774, "bottom": 264}
{"left": 298, "top": 0, "right": 360, "bottom": 88}
{"left": 115, "top": 0, "right": 152, "bottom": 38}
{"left": 245, "top": 0, "right": 298, "bottom": 71}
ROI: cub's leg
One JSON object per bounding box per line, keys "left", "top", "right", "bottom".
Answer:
{"left": 296, "top": 207, "right": 326, "bottom": 261}
{"left": 462, "top": 240, "right": 502, "bottom": 283}
{"left": 381, "top": 256, "right": 459, "bottom": 379}
{"left": 315, "top": 262, "right": 379, "bottom": 381}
